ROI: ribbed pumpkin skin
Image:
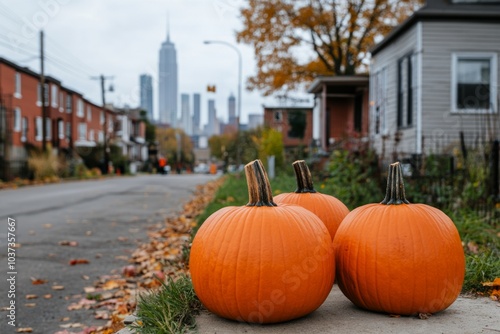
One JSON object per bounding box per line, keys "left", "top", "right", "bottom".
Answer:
{"left": 191, "top": 204, "right": 335, "bottom": 324}
{"left": 333, "top": 203, "right": 465, "bottom": 315}
{"left": 274, "top": 192, "right": 349, "bottom": 240}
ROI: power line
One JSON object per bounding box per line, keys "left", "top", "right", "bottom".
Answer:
{"left": 45, "top": 35, "right": 97, "bottom": 74}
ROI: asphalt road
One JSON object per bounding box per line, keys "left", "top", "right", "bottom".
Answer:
{"left": 0, "top": 174, "right": 215, "bottom": 333}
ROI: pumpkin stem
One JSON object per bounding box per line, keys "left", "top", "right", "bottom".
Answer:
{"left": 293, "top": 160, "right": 317, "bottom": 193}
{"left": 381, "top": 162, "right": 410, "bottom": 205}
{"left": 245, "top": 160, "right": 277, "bottom": 207}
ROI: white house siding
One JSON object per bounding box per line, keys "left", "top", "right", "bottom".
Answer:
{"left": 421, "top": 21, "right": 500, "bottom": 154}
{"left": 370, "top": 24, "right": 419, "bottom": 160}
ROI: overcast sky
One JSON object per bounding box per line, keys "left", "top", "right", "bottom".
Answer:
{"left": 0, "top": 0, "right": 295, "bottom": 125}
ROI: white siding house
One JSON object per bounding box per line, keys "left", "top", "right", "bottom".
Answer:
{"left": 370, "top": 0, "right": 500, "bottom": 163}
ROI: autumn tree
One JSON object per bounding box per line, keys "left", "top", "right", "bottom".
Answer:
{"left": 156, "top": 128, "right": 194, "bottom": 167}
{"left": 208, "top": 128, "right": 262, "bottom": 166}
{"left": 237, "top": 0, "right": 423, "bottom": 95}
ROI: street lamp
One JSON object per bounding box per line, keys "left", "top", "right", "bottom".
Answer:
{"left": 204, "top": 40, "right": 242, "bottom": 165}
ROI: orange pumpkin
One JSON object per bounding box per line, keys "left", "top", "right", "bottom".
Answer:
{"left": 274, "top": 160, "right": 349, "bottom": 240}
{"left": 190, "top": 160, "right": 334, "bottom": 323}
{"left": 333, "top": 162, "right": 465, "bottom": 315}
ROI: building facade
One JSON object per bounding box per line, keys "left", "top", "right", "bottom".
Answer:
{"left": 228, "top": 93, "right": 236, "bottom": 126}
{"left": 0, "top": 57, "right": 145, "bottom": 180}
{"left": 158, "top": 29, "right": 178, "bottom": 126}
{"left": 193, "top": 93, "right": 201, "bottom": 135}
{"left": 180, "top": 93, "right": 192, "bottom": 135}
{"left": 139, "top": 74, "right": 153, "bottom": 121}
{"left": 369, "top": 0, "right": 500, "bottom": 161}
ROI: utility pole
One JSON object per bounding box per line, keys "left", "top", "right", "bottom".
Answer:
{"left": 40, "top": 30, "right": 47, "bottom": 152}
{"left": 91, "top": 75, "right": 114, "bottom": 174}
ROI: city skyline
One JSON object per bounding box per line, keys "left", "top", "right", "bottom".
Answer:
{"left": 0, "top": 1, "right": 282, "bottom": 128}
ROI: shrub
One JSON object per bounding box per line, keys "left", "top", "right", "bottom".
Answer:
{"left": 27, "top": 148, "right": 61, "bottom": 181}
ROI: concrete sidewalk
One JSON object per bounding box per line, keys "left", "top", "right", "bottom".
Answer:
{"left": 195, "top": 286, "right": 500, "bottom": 334}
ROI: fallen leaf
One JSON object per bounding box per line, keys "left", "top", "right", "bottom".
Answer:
{"left": 25, "top": 294, "right": 38, "bottom": 299}
{"left": 16, "top": 328, "right": 33, "bottom": 333}
{"left": 59, "top": 322, "right": 84, "bottom": 328}
{"left": 60, "top": 317, "right": 70, "bottom": 322}
{"left": 59, "top": 240, "right": 79, "bottom": 247}
{"left": 43, "top": 294, "right": 52, "bottom": 299}
{"left": 82, "top": 275, "right": 90, "bottom": 280}
{"left": 84, "top": 286, "right": 96, "bottom": 293}
{"left": 24, "top": 303, "right": 36, "bottom": 307}
{"left": 52, "top": 285, "right": 65, "bottom": 290}
{"left": 418, "top": 312, "right": 432, "bottom": 319}
{"left": 31, "top": 277, "right": 48, "bottom": 285}
{"left": 482, "top": 277, "right": 500, "bottom": 287}
{"left": 69, "top": 258, "right": 90, "bottom": 265}
{"left": 467, "top": 241, "right": 479, "bottom": 254}
{"left": 117, "top": 236, "right": 129, "bottom": 242}
{"left": 43, "top": 224, "right": 52, "bottom": 229}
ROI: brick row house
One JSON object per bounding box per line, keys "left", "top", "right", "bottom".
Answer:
{"left": 0, "top": 57, "right": 146, "bottom": 180}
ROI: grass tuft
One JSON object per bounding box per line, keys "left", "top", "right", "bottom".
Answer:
{"left": 131, "top": 275, "right": 202, "bottom": 334}
{"left": 463, "top": 250, "right": 500, "bottom": 293}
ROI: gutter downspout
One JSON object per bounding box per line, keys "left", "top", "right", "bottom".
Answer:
{"left": 416, "top": 22, "right": 423, "bottom": 155}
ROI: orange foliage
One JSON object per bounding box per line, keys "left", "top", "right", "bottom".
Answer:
{"left": 237, "top": 0, "right": 423, "bottom": 95}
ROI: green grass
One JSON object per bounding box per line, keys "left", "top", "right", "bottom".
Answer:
{"left": 131, "top": 276, "right": 202, "bottom": 334}
{"left": 463, "top": 250, "right": 500, "bottom": 293}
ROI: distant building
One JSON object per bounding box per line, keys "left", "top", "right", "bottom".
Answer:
{"left": 139, "top": 74, "right": 153, "bottom": 121}
{"left": 158, "top": 24, "right": 178, "bottom": 126}
{"left": 228, "top": 93, "right": 237, "bottom": 126}
{"left": 180, "top": 93, "right": 192, "bottom": 135}
{"left": 207, "top": 99, "right": 218, "bottom": 136}
{"left": 263, "top": 106, "right": 313, "bottom": 149}
{"left": 0, "top": 56, "right": 146, "bottom": 181}
{"left": 248, "top": 113, "right": 263, "bottom": 130}
{"left": 193, "top": 93, "right": 201, "bottom": 135}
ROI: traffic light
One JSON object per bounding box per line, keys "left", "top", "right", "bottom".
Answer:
{"left": 207, "top": 85, "right": 216, "bottom": 93}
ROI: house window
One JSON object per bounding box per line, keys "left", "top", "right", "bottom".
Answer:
{"left": 87, "top": 105, "right": 92, "bottom": 121}
{"left": 100, "top": 111, "right": 105, "bottom": 125}
{"left": 45, "top": 117, "right": 51, "bottom": 140}
{"left": 59, "top": 92, "right": 64, "bottom": 112}
{"left": 76, "top": 99, "right": 84, "bottom": 117}
{"left": 21, "top": 117, "right": 28, "bottom": 142}
{"left": 66, "top": 122, "right": 71, "bottom": 139}
{"left": 66, "top": 95, "right": 73, "bottom": 113}
{"left": 37, "top": 83, "right": 49, "bottom": 106}
{"left": 372, "top": 68, "right": 387, "bottom": 135}
{"left": 452, "top": 52, "right": 497, "bottom": 113}
{"left": 287, "top": 110, "right": 306, "bottom": 139}
{"left": 89, "top": 129, "right": 94, "bottom": 141}
{"left": 78, "top": 123, "right": 87, "bottom": 140}
{"left": 397, "top": 54, "right": 416, "bottom": 128}
{"left": 14, "top": 72, "right": 21, "bottom": 98}
{"left": 98, "top": 131, "right": 104, "bottom": 143}
{"left": 51, "top": 85, "right": 58, "bottom": 107}
{"left": 274, "top": 110, "right": 282, "bottom": 122}
{"left": 35, "top": 117, "right": 42, "bottom": 141}
{"left": 13, "top": 107, "right": 21, "bottom": 132}
{"left": 58, "top": 120, "right": 64, "bottom": 139}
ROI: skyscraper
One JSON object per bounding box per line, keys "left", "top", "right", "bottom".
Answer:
{"left": 158, "top": 23, "right": 178, "bottom": 126}
{"left": 139, "top": 74, "right": 153, "bottom": 121}
{"left": 180, "top": 93, "right": 192, "bottom": 135}
{"left": 228, "top": 93, "right": 236, "bottom": 126}
{"left": 193, "top": 93, "right": 201, "bottom": 135}
{"left": 207, "top": 99, "right": 218, "bottom": 136}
